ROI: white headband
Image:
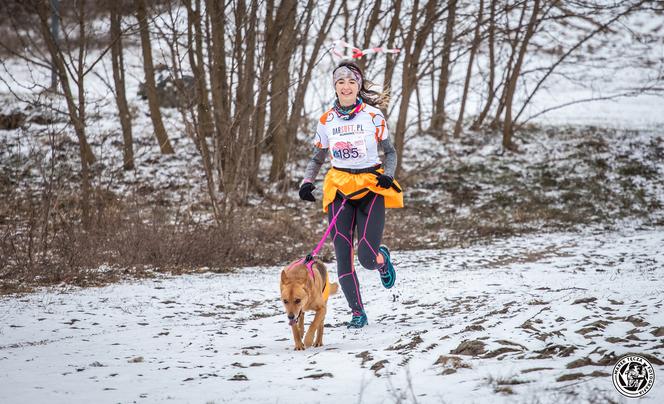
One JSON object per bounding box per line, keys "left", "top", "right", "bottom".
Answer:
{"left": 333, "top": 66, "right": 362, "bottom": 88}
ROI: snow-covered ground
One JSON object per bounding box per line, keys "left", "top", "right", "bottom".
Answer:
{"left": 1, "top": 226, "right": 662, "bottom": 404}
{"left": 1, "top": 5, "right": 663, "bottom": 404}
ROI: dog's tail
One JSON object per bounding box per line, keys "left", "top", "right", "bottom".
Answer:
{"left": 329, "top": 282, "right": 339, "bottom": 295}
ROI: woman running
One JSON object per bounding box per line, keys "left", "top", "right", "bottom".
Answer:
{"left": 299, "top": 61, "right": 403, "bottom": 329}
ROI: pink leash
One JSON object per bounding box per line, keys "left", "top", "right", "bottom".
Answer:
{"left": 298, "top": 188, "right": 369, "bottom": 278}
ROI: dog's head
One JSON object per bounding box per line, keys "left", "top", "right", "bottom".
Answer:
{"left": 280, "top": 264, "right": 313, "bottom": 326}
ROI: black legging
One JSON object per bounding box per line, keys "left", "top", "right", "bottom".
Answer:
{"left": 328, "top": 192, "right": 385, "bottom": 314}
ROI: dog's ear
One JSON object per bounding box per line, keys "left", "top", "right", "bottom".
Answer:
{"left": 281, "top": 270, "right": 288, "bottom": 284}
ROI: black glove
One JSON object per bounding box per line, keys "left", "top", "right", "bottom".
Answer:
{"left": 299, "top": 182, "right": 316, "bottom": 202}
{"left": 376, "top": 174, "right": 394, "bottom": 189}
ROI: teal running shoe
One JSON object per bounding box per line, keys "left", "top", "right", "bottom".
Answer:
{"left": 347, "top": 310, "right": 368, "bottom": 329}
{"left": 378, "top": 245, "right": 396, "bottom": 289}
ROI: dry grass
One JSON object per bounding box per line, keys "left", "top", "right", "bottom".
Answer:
{"left": 0, "top": 188, "right": 321, "bottom": 294}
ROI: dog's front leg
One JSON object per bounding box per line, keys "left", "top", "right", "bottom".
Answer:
{"left": 314, "top": 313, "right": 325, "bottom": 347}
{"left": 298, "top": 312, "right": 305, "bottom": 337}
{"left": 291, "top": 321, "right": 304, "bottom": 351}
{"left": 304, "top": 307, "right": 326, "bottom": 348}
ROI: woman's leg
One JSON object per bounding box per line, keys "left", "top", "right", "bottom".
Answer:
{"left": 328, "top": 195, "right": 364, "bottom": 314}
{"left": 355, "top": 193, "right": 386, "bottom": 270}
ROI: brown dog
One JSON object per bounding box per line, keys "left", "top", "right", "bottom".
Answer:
{"left": 280, "top": 259, "right": 339, "bottom": 350}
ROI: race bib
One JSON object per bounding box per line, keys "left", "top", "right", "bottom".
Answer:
{"left": 330, "top": 134, "right": 368, "bottom": 163}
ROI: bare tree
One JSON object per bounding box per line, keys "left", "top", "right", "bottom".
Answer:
{"left": 383, "top": 0, "right": 402, "bottom": 102}
{"left": 513, "top": 0, "right": 649, "bottom": 125}
{"left": 285, "top": 0, "right": 339, "bottom": 161}
{"left": 357, "top": 0, "right": 382, "bottom": 73}
{"left": 453, "top": 0, "right": 484, "bottom": 138}
{"left": 502, "top": 0, "right": 541, "bottom": 150}
{"left": 250, "top": 0, "right": 276, "bottom": 191}
{"left": 184, "top": 0, "right": 220, "bottom": 220}
{"left": 393, "top": 0, "right": 441, "bottom": 175}
{"left": 110, "top": 2, "right": 134, "bottom": 170}
{"left": 268, "top": 0, "right": 297, "bottom": 182}
{"left": 136, "top": 0, "right": 174, "bottom": 154}
{"left": 471, "top": 0, "right": 497, "bottom": 130}
{"left": 489, "top": 1, "right": 527, "bottom": 131}
{"left": 34, "top": 0, "right": 96, "bottom": 226}
{"left": 49, "top": 0, "right": 60, "bottom": 90}
{"left": 430, "top": 0, "right": 457, "bottom": 132}
{"left": 207, "top": 0, "right": 231, "bottom": 191}
{"left": 229, "top": 0, "right": 258, "bottom": 197}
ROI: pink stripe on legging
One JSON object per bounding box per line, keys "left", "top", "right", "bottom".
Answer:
{"left": 349, "top": 245, "right": 363, "bottom": 309}
{"left": 332, "top": 198, "right": 363, "bottom": 309}
{"left": 358, "top": 194, "right": 379, "bottom": 257}
{"left": 331, "top": 202, "right": 353, "bottom": 247}
{"left": 362, "top": 194, "right": 378, "bottom": 239}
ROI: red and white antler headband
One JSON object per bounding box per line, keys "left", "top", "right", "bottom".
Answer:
{"left": 332, "top": 40, "right": 400, "bottom": 60}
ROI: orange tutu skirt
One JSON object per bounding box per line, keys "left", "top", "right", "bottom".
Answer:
{"left": 322, "top": 167, "right": 404, "bottom": 212}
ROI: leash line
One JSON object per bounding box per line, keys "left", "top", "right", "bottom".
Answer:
{"left": 305, "top": 187, "right": 369, "bottom": 268}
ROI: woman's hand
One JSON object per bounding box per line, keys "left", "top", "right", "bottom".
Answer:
{"left": 376, "top": 174, "right": 394, "bottom": 189}
{"left": 299, "top": 182, "right": 316, "bottom": 202}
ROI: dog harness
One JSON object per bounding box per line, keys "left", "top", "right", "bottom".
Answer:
{"left": 318, "top": 265, "right": 331, "bottom": 301}
{"left": 285, "top": 258, "right": 330, "bottom": 300}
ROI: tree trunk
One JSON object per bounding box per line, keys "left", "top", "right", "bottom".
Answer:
{"left": 357, "top": 0, "right": 382, "bottom": 73}
{"left": 471, "top": 0, "right": 497, "bottom": 130}
{"left": 453, "top": 0, "right": 484, "bottom": 138}
{"left": 430, "top": 0, "right": 457, "bottom": 132}
{"left": 285, "top": 0, "right": 337, "bottom": 148}
{"left": 49, "top": 0, "right": 60, "bottom": 91}
{"left": 268, "top": 0, "right": 297, "bottom": 182}
{"left": 136, "top": 0, "right": 174, "bottom": 154}
{"left": 251, "top": 0, "right": 276, "bottom": 190}
{"left": 287, "top": 0, "right": 313, "bottom": 149}
{"left": 110, "top": 3, "right": 134, "bottom": 170}
{"left": 222, "top": 0, "right": 248, "bottom": 195}
{"left": 383, "top": 0, "right": 402, "bottom": 106}
{"left": 490, "top": 0, "right": 527, "bottom": 130}
{"left": 75, "top": 0, "right": 90, "bottom": 226}
{"left": 185, "top": 0, "right": 219, "bottom": 219}
{"left": 187, "top": 0, "right": 215, "bottom": 141}
{"left": 233, "top": 0, "right": 258, "bottom": 198}
{"left": 393, "top": 0, "right": 438, "bottom": 176}
{"left": 207, "top": 0, "right": 231, "bottom": 192}
{"left": 36, "top": 0, "right": 94, "bottom": 226}
{"left": 503, "top": 0, "right": 540, "bottom": 150}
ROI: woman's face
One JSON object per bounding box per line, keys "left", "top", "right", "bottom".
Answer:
{"left": 335, "top": 77, "right": 359, "bottom": 107}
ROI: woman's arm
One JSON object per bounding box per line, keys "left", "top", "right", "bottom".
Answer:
{"left": 379, "top": 138, "right": 397, "bottom": 178}
{"left": 302, "top": 147, "right": 329, "bottom": 184}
